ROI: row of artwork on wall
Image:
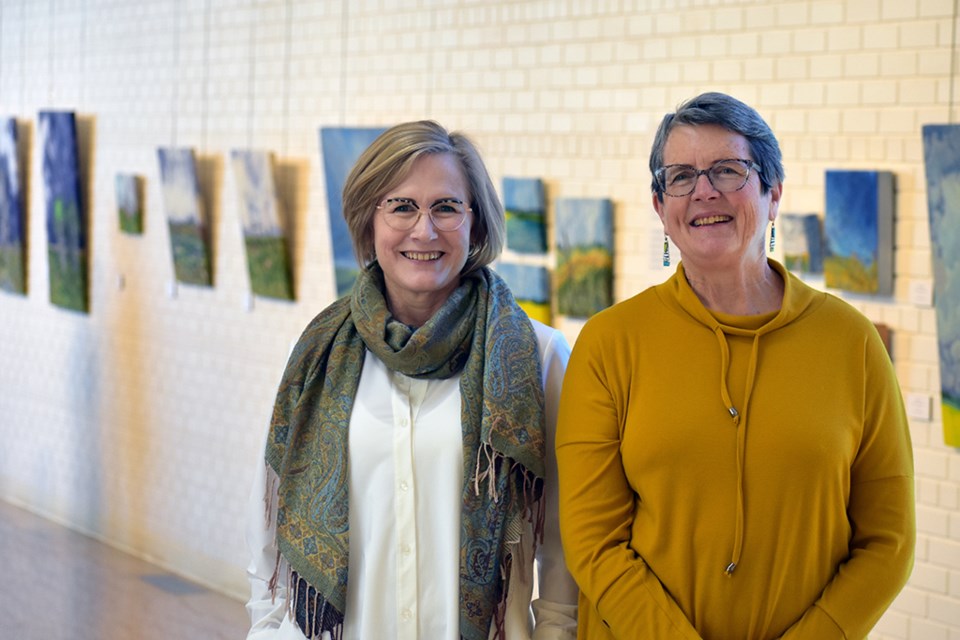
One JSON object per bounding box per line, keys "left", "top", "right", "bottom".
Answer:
{"left": 0, "top": 112, "right": 956, "bottom": 444}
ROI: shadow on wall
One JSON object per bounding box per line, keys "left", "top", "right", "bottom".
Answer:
{"left": 275, "top": 158, "right": 309, "bottom": 300}
{"left": 195, "top": 154, "right": 223, "bottom": 288}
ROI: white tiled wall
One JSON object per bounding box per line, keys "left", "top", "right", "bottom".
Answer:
{"left": 0, "top": 0, "right": 957, "bottom": 636}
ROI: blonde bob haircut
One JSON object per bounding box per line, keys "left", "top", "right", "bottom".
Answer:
{"left": 341, "top": 120, "right": 505, "bottom": 277}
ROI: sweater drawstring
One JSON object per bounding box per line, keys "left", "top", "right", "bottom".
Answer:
{"left": 713, "top": 327, "right": 763, "bottom": 577}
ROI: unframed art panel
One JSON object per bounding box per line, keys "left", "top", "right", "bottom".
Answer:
{"left": 494, "top": 261, "right": 551, "bottom": 325}
{"left": 823, "top": 169, "right": 894, "bottom": 296}
{"left": 40, "top": 111, "right": 88, "bottom": 312}
{"left": 116, "top": 173, "right": 144, "bottom": 235}
{"left": 0, "top": 117, "right": 26, "bottom": 294}
{"left": 922, "top": 124, "right": 960, "bottom": 447}
{"left": 319, "top": 126, "right": 387, "bottom": 296}
{"left": 230, "top": 149, "right": 293, "bottom": 300}
{"left": 157, "top": 147, "right": 212, "bottom": 287}
{"left": 503, "top": 177, "right": 547, "bottom": 254}
{"left": 780, "top": 212, "right": 823, "bottom": 274}
{"left": 554, "top": 197, "right": 613, "bottom": 318}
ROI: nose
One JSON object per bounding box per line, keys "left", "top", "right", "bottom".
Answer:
{"left": 691, "top": 171, "right": 720, "bottom": 200}
{"left": 409, "top": 208, "right": 438, "bottom": 239}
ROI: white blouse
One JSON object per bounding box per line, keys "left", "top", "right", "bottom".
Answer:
{"left": 245, "top": 320, "right": 578, "bottom": 640}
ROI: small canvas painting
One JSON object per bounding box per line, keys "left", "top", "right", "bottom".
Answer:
{"left": 0, "top": 117, "right": 26, "bottom": 294}
{"left": 40, "top": 111, "right": 88, "bottom": 312}
{"left": 158, "top": 147, "right": 212, "bottom": 286}
{"left": 495, "top": 262, "right": 551, "bottom": 325}
{"left": 922, "top": 124, "right": 960, "bottom": 446}
{"left": 780, "top": 213, "right": 823, "bottom": 273}
{"left": 116, "top": 173, "right": 144, "bottom": 234}
{"left": 823, "top": 170, "right": 894, "bottom": 295}
{"left": 320, "top": 126, "right": 388, "bottom": 296}
{"left": 503, "top": 177, "right": 547, "bottom": 254}
{"left": 555, "top": 197, "right": 613, "bottom": 318}
{"left": 230, "top": 149, "right": 293, "bottom": 300}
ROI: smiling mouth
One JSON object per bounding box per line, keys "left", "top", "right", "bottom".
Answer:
{"left": 691, "top": 215, "right": 732, "bottom": 227}
{"left": 402, "top": 251, "right": 443, "bottom": 261}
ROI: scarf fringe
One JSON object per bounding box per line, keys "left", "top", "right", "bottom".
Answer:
{"left": 288, "top": 567, "right": 345, "bottom": 640}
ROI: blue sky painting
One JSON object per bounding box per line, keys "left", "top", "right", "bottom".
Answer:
{"left": 115, "top": 173, "right": 143, "bottom": 234}
{"left": 40, "top": 111, "right": 87, "bottom": 311}
{"left": 824, "top": 170, "right": 894, "bottom": 295}
{"left": 503, "top": 177, "right": 547, "bottom": 254}
{"left": 320, "top": 126, "right": 387, "bottom": 296}
{"left": 0, "top": 117, "right": 26, "bottom": 294}
{"left": 922, "top": 124, "right": 960, "bottom": 446}
{"left": 780, "top": 213, "right": 823, "bottom": 273}
{"left": 158, "top": 147, "right": 211, "bottom": 286}
{"left": 494, "top": 261, "right": 551, "bottom": 324}
{"left": 230, "top": 149, "right": 293, "bottom": 299}
{"left": 554, "top": 197, "right": 614, "bottom": 318}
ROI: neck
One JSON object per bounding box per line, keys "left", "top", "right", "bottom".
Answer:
{"left": 682, "top": 259, "right": 783, "bottom": 316}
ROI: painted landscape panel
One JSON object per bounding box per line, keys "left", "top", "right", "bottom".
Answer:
{"left": 231, "top": 149, "right": 293, "bottom": 300}
{"left": 157, "top": 147, "right": 212, "bottom": 286}
{"left": 823, "top": 170, "right": 894, "bottom": 295}
{"left": 503, "top": 177, "right": 547, "bottom": 254}
{"left": 555, "top": 197, "right": 613, "bottom": 318}
{"left": 116, "top": 173, "right": 144, "bottom": 234}
{"left": 780, "top": 212, "right": 823, "bottom": 273}
{"left": 0, "top": 117, "right": 26, "bottom": 294}
{"left": 40, "top": 111, "right": 88, "bottom": 312}
{"left": 495, "top": 261, "right": 551, "bottom": 325}
{"left": 320, "top": 126, "right": 387, "bottom": 296}
{"left": 922, "top": 124, "right": 960, "bottom": 446}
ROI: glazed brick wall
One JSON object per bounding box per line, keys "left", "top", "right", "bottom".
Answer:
{"left": 0, "top": 1, "right": 957, "bottom": 637}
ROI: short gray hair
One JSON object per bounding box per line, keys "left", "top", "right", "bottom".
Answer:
{"left": 649, "top": 92, "right": 784, "bottom": 201}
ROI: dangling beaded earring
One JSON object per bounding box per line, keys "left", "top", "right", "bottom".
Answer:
{"left": 768, "top": 221, "right": 776, "bottom": 253}
{"left": 662, "top": 234, "right": 671, "bottom": 267}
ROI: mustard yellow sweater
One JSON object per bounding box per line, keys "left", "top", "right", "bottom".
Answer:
{"left": 557, "top": 261, "right": 915, "bottom": 640}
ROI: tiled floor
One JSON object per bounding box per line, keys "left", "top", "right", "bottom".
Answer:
{"left": 0, "top": 499, "right": 250, "bottom": 639}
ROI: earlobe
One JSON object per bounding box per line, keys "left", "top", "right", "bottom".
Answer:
{"left": 767, "top": 181, "right": 783, "bottom": 221}
{"left": 652, "top": 192, "right": 666, "bottom": 224}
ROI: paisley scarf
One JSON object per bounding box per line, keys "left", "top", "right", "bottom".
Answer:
{"left": 265, "top": 264, "right": 545, "bottom": 639}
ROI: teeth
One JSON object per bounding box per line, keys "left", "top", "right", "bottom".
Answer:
{"left": 403, "top": 251, "right": 441, "bottom": 261}
{"left": 693, "top": 215, "right": 731, "bottom": 227}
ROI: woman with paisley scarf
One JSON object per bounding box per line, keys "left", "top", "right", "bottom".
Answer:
{"left": 245, "top": 120, "right": 578, "bottom": 640}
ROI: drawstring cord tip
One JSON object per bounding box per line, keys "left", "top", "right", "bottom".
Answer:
{"left": 724, "top": 562, "right": 737, "bottom": 576}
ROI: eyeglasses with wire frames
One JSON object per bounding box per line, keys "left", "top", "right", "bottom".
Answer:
{"left": 377, "top": 197, "right": 471, "bottom": 232}
{"left": 655, "top": 159, "right": 762, "bottom": 198}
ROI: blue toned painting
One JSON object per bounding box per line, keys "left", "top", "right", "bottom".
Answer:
{"left": 320, "top": 126, "right": 387, "bottom": 296}
{"left": 503, "top": 177, "right": 547, "bottom": 254}
{"left": 116, "top": 173, "right": 143, "bottom": 235}
{"left": 231, "top": 149, "right": 293, "bottom": 300}
{"left": 40, "top": 111, "right": 88, "bottom": 312}
{"left": 922, "top": 124, "right": 960, "bottom": 446}
{"left": 0, "top": 117, "right": 26, "bottom": 295}
{"left": 555, "top": 197, "right": 613, "bottom": 318}
{"left": 157, "top": 147, "right": 212, "bottom": 286}
{"left": 780, "top": 213, "right": 823, "bottom": 273}
{"left": 823, "top": 170, "right": 894, "bottom": 295}
{"left": 495, "top": 262, "right": 551, "bottom": 325}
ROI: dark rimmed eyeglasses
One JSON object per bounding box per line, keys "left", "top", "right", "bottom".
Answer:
{"left": 655, "top": 159, "right": 761, "bottom": 197}
{"left": 377, "top": 197, "right": 471, "bottom": 231}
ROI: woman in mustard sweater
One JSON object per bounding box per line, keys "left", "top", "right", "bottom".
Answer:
{"left": 556, "top": 92, "right": 915, "bottom": 640}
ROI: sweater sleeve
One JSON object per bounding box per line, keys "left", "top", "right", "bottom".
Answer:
{"left": 556, "top": 321, "right": 701, "bottom": 640}
{"left": 780, "top": 331, "right": 915, "bottom": 640}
